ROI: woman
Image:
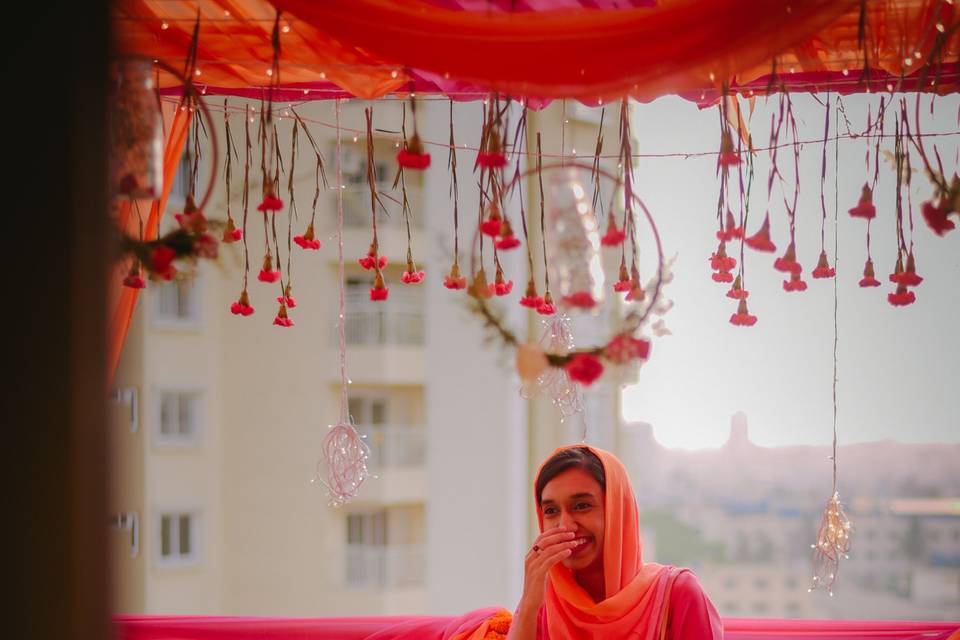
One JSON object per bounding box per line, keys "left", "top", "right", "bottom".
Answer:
{"left": 508, "top": 445, "right": 723, "bottom": 640}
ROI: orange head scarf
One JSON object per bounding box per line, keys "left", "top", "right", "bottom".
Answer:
{"left": 535, "top": 445, "right": 676, "bottom": 640}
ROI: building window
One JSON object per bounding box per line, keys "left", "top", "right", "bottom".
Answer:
{"left": 156, "top": 390, "right": 202, "bottom": 445}
{"left": 153, "top": 275, "right": 201, "bottom": 326}
{"left": 110, "top": 387, "right": 139, "bottom": 433}
{"left": 343, "top": 278, "right": 423, "bottom": 346}
{"left": 157, "top": 511, "right": 200, "bottom": 566}
{"left": 345, "top": 507, "right": 425, "bottom": 589}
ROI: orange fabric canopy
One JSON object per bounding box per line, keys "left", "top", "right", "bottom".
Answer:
{"left": 113, "top": 0, "right": 960, "bottom": 101}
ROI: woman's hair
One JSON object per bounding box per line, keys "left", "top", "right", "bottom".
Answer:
{"left": 535, "top": 447, "right": 606, "bottom": 506}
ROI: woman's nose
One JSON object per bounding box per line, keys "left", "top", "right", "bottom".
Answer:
{"left": 559, "top": 510, "right": 576, "bottom": 529}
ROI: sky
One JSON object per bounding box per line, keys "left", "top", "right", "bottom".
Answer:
{"left": 620, "top": 94, "right": 959, "bottom": 449}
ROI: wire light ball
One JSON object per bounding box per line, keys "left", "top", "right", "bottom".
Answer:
{"left": 809, "top": 491, "right": 852, "bottom": 596}
{"left": 313, "top": 422, "right": 371, "bottom": 508}
{"left": 520, "top": 314, "right": 584, "bottom": 418}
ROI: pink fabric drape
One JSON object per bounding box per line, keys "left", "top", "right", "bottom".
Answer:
{"left": 115, "top": 615, "right": 960, "bottom": 640}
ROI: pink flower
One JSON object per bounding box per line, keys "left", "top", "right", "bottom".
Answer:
{"left": 230, "top": 290, "right": 255, "bottom": 316}
{"left": 859, "top": 259, "right": 881, "bottom": 287}
{"left": 294, "top": 224, "right": 321, "bottom": 250}
{"left": 257, "top": 188, "right": 284, "bottom": 213}
{"left": 222, "top": 218, "right": 242, "bottom": 243}
{"left": 276, "top": 285, "right": 296, "bottom": 309}
{"left": 726, "top": 277, "right": 749, "bottom": 299}
{"left": 396, "top": 135, "right": 431, "bottom": 170}
{"left": 359, "top": 254, "right": 388, "bottom": 270}
{"left": 273, "top": 302, "right": 294, "bottom": 327}
{"left": 744, "top": 214, "right": 777, "bottom": 253}
{"left": 519, "top": 280, "right": 543, "bottom": 308}
{"left": 401, "top": 269, "right": 425, "bottom": 284}
{"left": 537, "top": 293, "right": 556, "bottom": 316}
{"left": 887, "top": 283, "right": 916, "bottom": 306}
{"left": 712, "top": 270, "right": 734, "bottom": 283}
{"left": 729, "top": 299, "right": 757, "bottom": 326}
{"left": 921, "top": 199, "right": 956, "bottom": 236}
{"left": 717, "top": 131, "right": 741, "bottom": 168}
{"left": 477, "top": 151, "right": 507, "bottom": 168}
{"left": 489, "top": 279, "right": 514, "bottom": 297}
{"left": 613, "top": 280, "right": 632, "bottom": 293}
{"left": 848, "top": 183, "right": 876, "bottom": 220}
{"left": 122, "top": 265, "right": 146, "bottom": 289}
{"left": 890, "top": 252, "right": 923, "bottom": 286}
{"left": 710, "top": 243, "right": 736, "bottom": 272}
{"left": 150, "top": 245, "right": 178, "bottom": 281}
{"left": 257, "top": 253, "right": 280, "bottom": 283}
{"left": 601, "top": 213, "right": 626, "bottom": 247}
{"left": 773, "top": 242, "right": 802, "bottom": 274}
{"left": 564, "top": 353, "right": 605, "bottom": 386}
{"left": 443, "top": 263, "right": 467, "bottom": 290}
{"left": 563, "top": 291, "right": 597, "bottom": 309}
{"left": 716, "top": 210, "right": 744, "bottom": 242}
{"left": 603, "top": 334, "right": 651, "bottom": 364}
{"left": 495, "top": 220, "right": 522, "bottom": 250}
{"left": 370, "top": 271, "right": 389, "bottom": 301}
{"left": 480, "top": 203, "right": 503, "bottom": 237}
{"left": 258, "top": 270, "right": 280, "bottom": 283}
{"left": 811, "top": 251, "right": 836, "bottom": 279}
{"left": 783, "top": 272, "right": 808, "bottom": 292}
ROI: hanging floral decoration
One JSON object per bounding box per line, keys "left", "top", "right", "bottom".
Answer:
{"left": 852, "top": 97, "right": 885, "bottom": 288}
{"left": 292, "top": 107, "right": 328, "bottom": 251}
{"left": 444, "top": 100, "right": 468, "bottom": 290}
{"left": 724, "top": 97, "right": 756, "bottom": 325}
{"left": 395, "top": 103, "right": 425, "bottom": 285}
{"left": 360, "top": 108, "right": 390, "bottom": 301}
{"left": 231, "top": 104, "right": 255, "bottom": 316}
{"left": 535, "top": 133, "right": 556, "bottom": 316}
{"left": 122, "top": 203, "right": 147, "bottom": 289}
{"left": 222, "top": 99, "right": 242, "bottom": 244}
{"left": 396, "top": 90, "right": 431, "bottom": 170}
{"left": 888, "top": 105, "right": 921, "bottom": 308}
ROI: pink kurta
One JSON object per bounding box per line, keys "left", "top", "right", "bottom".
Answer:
{"left": 664, "top": 570, "right": 723, "bottom": 640}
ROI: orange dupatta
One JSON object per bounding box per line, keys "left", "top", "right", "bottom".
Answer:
{"left": 107, "top": 104, "right": 192, "bottom": 386}
{"left": 537, "top": 445, "right": 674, "bottom": 640}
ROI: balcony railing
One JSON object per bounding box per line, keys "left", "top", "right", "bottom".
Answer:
{"left": 358, "top": 425, "right": 426, "bottom": 469}
{"left": 342, "top": 291, "right": 424, "bottom": 346}
{"left": 345, "top": 543, "right": 425, "bottom": 589}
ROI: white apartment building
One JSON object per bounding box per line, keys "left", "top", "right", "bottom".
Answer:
{"left": 109, "top": 98, "right": 629, "bottom": 616}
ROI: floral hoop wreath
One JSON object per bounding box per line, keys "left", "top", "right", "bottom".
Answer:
{"left": 468, "top": 160, "right": 664, "bottom": 372}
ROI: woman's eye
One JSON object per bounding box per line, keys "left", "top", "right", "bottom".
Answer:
{"left": 575, "top": 502, "right": 592, "bottom": 510}
{"left": 543, "top": 507, "right": 558, "bottom": 516}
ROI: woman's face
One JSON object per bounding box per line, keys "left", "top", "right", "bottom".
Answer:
{"left": 540, "top": 467, "right": 605, "bottom": 572}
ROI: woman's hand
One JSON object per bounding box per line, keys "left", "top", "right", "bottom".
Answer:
{"left": 519, "top": 525, "right": 578, "bottom": 612}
